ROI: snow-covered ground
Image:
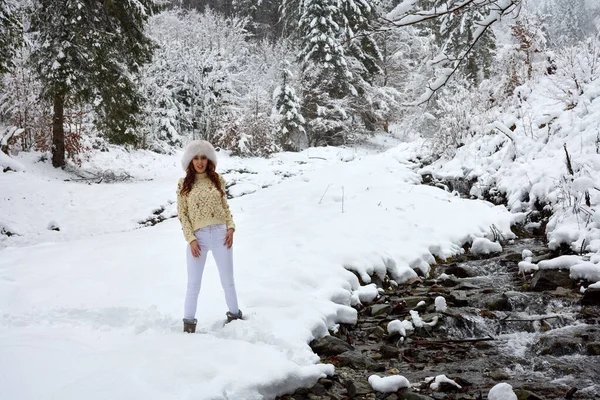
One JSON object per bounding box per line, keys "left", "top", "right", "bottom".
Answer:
{"left": 0, "top": 144, "right": 515, "bottom": 399}
{"left": 421, "top": 71, "right": 600, "bottom": 280}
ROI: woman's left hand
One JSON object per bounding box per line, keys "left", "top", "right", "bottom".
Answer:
{"left": 224, "top": 228, "right": 234, "bottom": 249}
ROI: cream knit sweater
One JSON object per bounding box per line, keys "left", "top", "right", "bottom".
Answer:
{"left": 176, "top": 173, "right": 235, "bottom": 243}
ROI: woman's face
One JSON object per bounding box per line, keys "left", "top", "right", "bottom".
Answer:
{"left": 192, "top": 155, "right": 208, "bottom": 174}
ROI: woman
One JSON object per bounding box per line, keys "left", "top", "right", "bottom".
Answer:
{"left": 176, "top": 140, "right": 242, "bottom": 333}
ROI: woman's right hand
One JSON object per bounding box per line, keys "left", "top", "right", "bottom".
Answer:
{"left": 190, "top": 240, "right": 201, "bottom": 258}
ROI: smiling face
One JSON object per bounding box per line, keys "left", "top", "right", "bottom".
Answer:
{"left": 192, "top": 155, "right": 208, "bottom": 174}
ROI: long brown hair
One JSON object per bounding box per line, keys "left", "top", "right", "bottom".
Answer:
{"left": 181, "top": 159, "right": 224, "bottom": 197}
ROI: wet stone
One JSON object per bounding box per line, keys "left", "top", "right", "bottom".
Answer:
{"left": 502, "top": 252, "right": 524, "bottom": 262}
{"left": 489, "top": 369, "right": 510, "bottom": 381}
{"left": 449, "top": 291, "right": 469, "bottom": 307}
{"left": 371, "top": 304, "right": 391, "bottom": 316}
{"left": 582, "top": 286, "right": 600, "bottom": 306}
{"left": 587, "top": 342, "right": 600, "bottom": 355}
{"left": 309, "top": 336, "right": 354, "bottom": 356}
{"left": 455, "top": 282, "right": 480, "bottom": 291}
{"left": 337, "top": 350, "right": 380, "bottom": 370}
{"left": 444, "top": 264, "right": 475, "bottom": 278}
{"left": 514, "top": 389, "right": 546, "bottom": 400}
{"left": 380, "top": 344, "right": 401, "bottom": 359}
{"left": 485, "top": 293, "right": 512, "bottom": 311}
{"left": 399, "top": 296, "right": 429, "bottom": 309}
{"left": 530, "top": 269, "right": 574, "bottom": 291}
{"left": 345, "top": 379, "right": 373, "bottom": 396}
{"left": 369, "top": 325, "right": 386, "bottom": 338}
{"left": 398, "top": 391, "right": 433, "bottom": 400}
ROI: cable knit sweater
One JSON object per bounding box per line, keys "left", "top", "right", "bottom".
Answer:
{"left": 176, "top": 173, "right": 235, "bottom": 243}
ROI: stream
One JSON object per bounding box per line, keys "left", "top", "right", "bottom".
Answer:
{"left": 278, "top": 217, "right": 600, "bottom": 399}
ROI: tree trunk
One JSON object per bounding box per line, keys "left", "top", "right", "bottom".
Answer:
{"left": 51, "top": 91, "right": 65, "bottom": 168}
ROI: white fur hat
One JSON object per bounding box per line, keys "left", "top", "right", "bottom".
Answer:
{"left": 181, "top": 140, "right": 218, "bottom": 171}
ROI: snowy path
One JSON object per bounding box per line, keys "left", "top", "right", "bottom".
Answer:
{"left": 0, "top": 147, "right": 515, "bottom": 399}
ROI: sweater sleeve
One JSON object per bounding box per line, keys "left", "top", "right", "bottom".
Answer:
{"left": 220, "top": 175, "right": 236, "bottom": 231}
{"left": 176, "top": 178, "right": 197, "bottom": 243}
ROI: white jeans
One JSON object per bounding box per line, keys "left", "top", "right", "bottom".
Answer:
{"left": 184, "top": 224, "right": 239, "bottom": 319}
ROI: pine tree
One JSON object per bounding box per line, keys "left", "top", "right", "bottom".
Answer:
{"left": 298, "top": 0, "right": 352, "bottom": 83}
{"left": 273, "top": 60, "right": 305, "bottom": 150}
{"left": 0, "top": 0, "right": 23, "bottom": 75}
{"left": 29, "top": 0, "right": 157, "bottom": 167}
{"left": 434, "top": 3, "right": 496, "bottom": 85}
{"left": 339, "top": 0, "right": 382, "bottom": 82}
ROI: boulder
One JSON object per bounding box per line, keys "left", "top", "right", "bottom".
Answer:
{"left": 530, "top": 270, "right": 573, "bottom": 291}
{"left": 582, "top": 286, "right": 600, "bottom": 306}
{"left": 444, "top": 264, "right": 475, "bottom": 278}
{"left": 337, "top": 350, "right": 380, "bottom": 370}
{"left": 370, "top": 304, "right": 391, "bottom": 316}
{"left": 309, "top": 336, "right": 354, "bottom": 356}
{"left": 380, "top": 344, "right": 401, "bottom": 359}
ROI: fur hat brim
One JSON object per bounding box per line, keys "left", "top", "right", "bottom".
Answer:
{"left": 181, "top": 140, "right": 218, "bottom": 171}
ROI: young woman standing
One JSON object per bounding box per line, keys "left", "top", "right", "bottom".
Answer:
{"left": 176, "top": 140, "right": 242, "bottom": 333}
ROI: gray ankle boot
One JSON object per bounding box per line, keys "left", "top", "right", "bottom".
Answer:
{"left": 225, "top": 310, "right": 243, "bottom": 324}
{"left": 183, "top": 318, "right": 197, "bottom": 333}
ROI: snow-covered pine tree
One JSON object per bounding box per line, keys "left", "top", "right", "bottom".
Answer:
{"left": 29, "top": 0, "right": 157, "bottom": 167}
{"left": 273, "top": 60, "right": 305, "bottom": 151}
{"left": 339, "top": 0, "right": 382, "bottom": 83}
{"left": 298, "top": 0, "right": 355, "bottom": 146}
{"left": 429, "top": 1, "right": 497, "bottom": 86}
{"left": 0, "top": 0, "right": 23, "bottom": 75}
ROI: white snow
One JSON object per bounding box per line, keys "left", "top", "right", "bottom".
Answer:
{"left": 488, "top": 382, "right": 517, "bottom": 400}
{"left": 352, "top": 283, "right": 379, "bottom": 305}
{"left": 470, "top": 237, "right": 503, "bottom": 255}
{"left": 0, "top": 145, "right": 515, "bottom": 399}
{"left": 538, "top": 255, "right": 583, "bottom": 270}
{"left": 570, "top": 262, "right": 600, "bottom": 282}
{"left": 0, "top": 151, "right": 25, "bottom": 172}
{"left": 429, "top": 374, "right": 462, "bottom": 391}
{"left": 387, "top": 319, "right": 414, "bottom": 336}
{"left": 409, "top": 310, "right": 424, "bottom": 328}
{"left": 518, "top": 260, "right": 538, "bottom": 274}
{"left": 368, "top": 374, "right": 410, "bottom": 393}
{"left": 522, "top": 249, "right": 533, "bottom": 259}
{"left": 434, "top": 296, "right": 447, "bottom": 312}
{"left": 588, "top": 281, "right": 600, "bottom": 290}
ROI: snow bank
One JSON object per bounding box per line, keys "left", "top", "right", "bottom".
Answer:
{"left": 538, "top": 255, "right": 583, "bottom": 270}
{"left": 0, "top": 151, "right": 25, "bottom": 172}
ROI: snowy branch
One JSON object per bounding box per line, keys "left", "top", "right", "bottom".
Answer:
{"left": 408, "top": 0, "right": 521, "bottom": 104}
